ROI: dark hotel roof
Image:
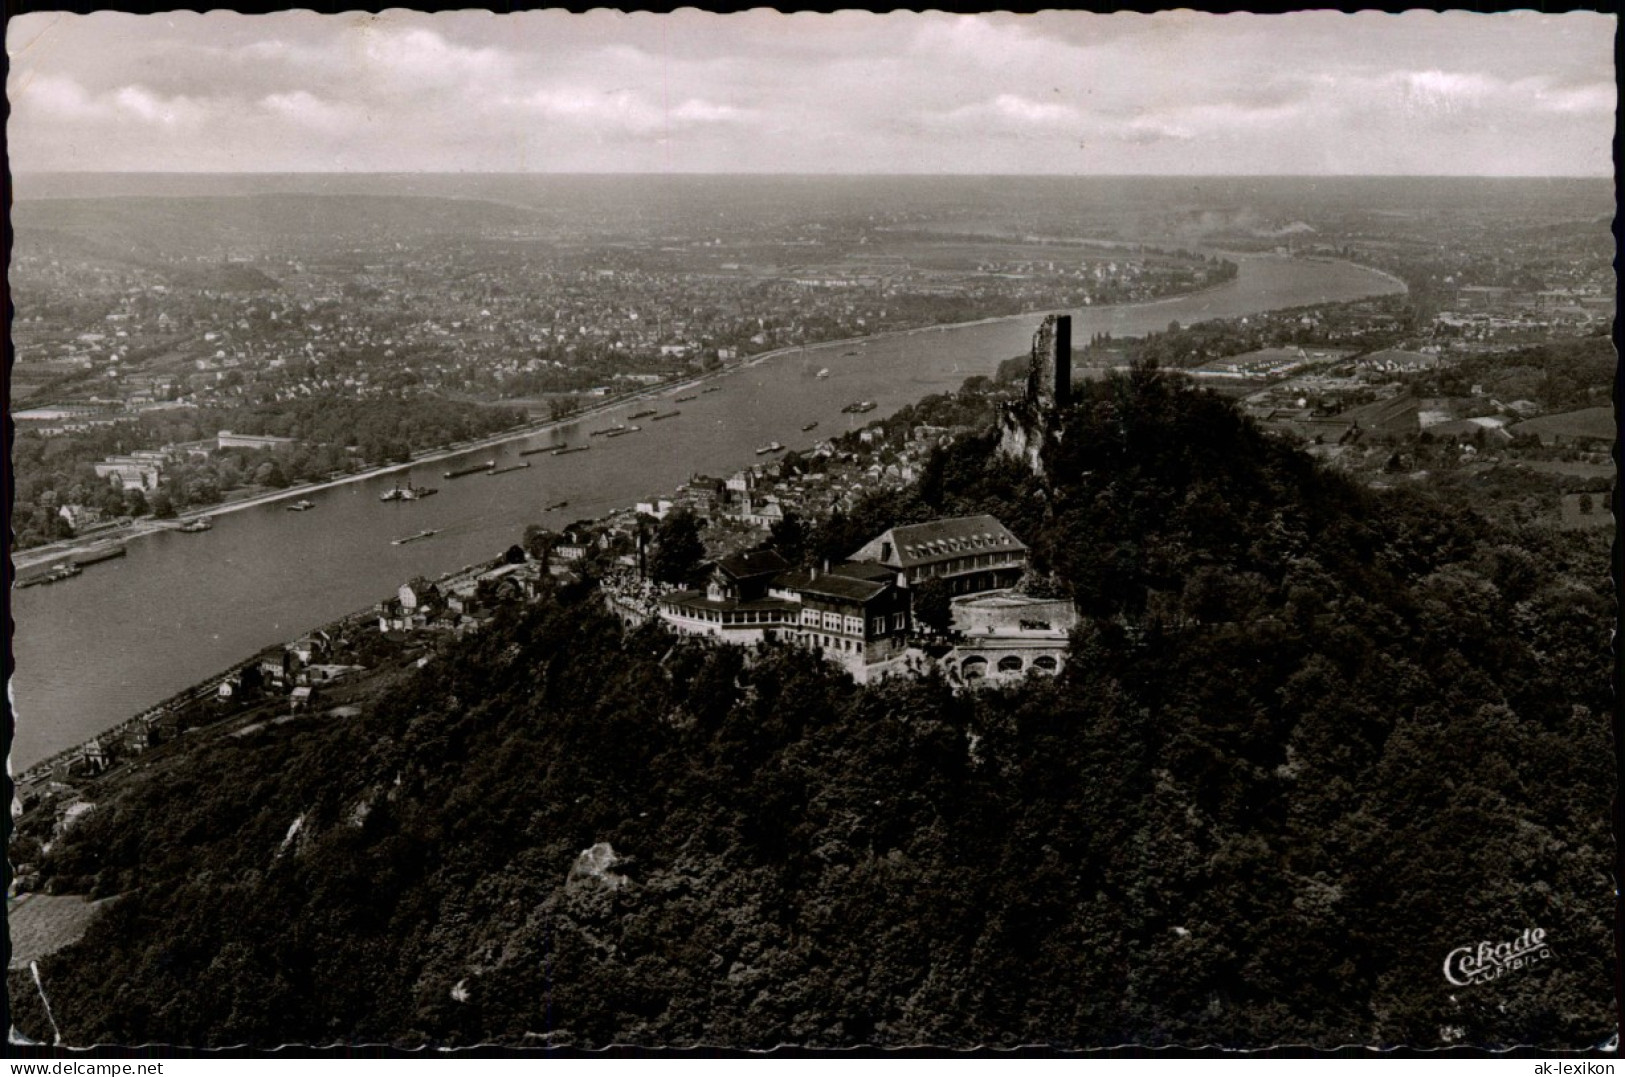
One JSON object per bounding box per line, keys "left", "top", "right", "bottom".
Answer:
{"left": 774, "top": 570, "right": 890, "bottom": 603}
{"left": 713, "top": 548, "right": 792, "bottom": 581}
{"left": 865, "top": 515, "right": 1026, "bottom": 570}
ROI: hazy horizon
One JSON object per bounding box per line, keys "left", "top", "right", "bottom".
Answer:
{"left": 8, "top": 11, "right": 1614, "bottom": 177}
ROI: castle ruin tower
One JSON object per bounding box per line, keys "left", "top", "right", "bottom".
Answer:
{"left": 1027, "top": 314, "right": 1072, "bottom": 412}
{"left": 1000, "top": 313, "right": 1074, "bottom": 475}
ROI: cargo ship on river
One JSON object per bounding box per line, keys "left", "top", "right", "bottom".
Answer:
{"left": 17, "top": 563, "right": 83, "bottom": 588}
{"left": 489, "top": 462, "right": 532, "bottom": 476}
{"left": 71, "top": 544, "right": 127, "bottom": 567}
{"left": 391, "top": 529, "right": 440, "bottom": 546}
{"left": 444, "top": 460, "right": 495, "bottom": 479}
{"left": 380, "top": 482, "right": 436, "bottom": 502}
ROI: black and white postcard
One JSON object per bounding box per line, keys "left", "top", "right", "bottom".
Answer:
{"left": 6, "top": 9, "right": 1616, "bottom": 1054}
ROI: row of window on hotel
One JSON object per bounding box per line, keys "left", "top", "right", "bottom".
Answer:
{"left": 677, "top": 608, "right": 906, "bottom": 635}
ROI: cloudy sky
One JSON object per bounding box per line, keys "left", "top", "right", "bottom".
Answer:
{"left": 6, "top": 10, "right": 1615, "bottom": 175}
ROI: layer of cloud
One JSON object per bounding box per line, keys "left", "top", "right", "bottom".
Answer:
{"left": 6, "top": 10, "right": 1614, "bottom": 175}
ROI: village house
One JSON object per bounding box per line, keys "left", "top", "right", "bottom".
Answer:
{"left": 58, "top": 504, "right": 105, "bottom": 532}
{"left": 258, "top": 650, "right": 292, "bottom": 690}
{"left": 216, "top": 430, "right": 299, "bottom": 452}
{"left": 92, "top": 457, "right": 162, "bottom": 491}
{"left": 731, "top": 495, "right": 786, "bottom": 529}
{"left": 300, "top": 663, "right": 365, "bottom": 686}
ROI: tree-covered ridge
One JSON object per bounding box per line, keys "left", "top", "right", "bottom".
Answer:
{"left": 13, "top": 371, "right": 1612, "bottom": 1049}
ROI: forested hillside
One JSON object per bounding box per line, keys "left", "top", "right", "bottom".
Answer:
{"left": 12, "top": 369, "right": 1613, "bottom": 1048}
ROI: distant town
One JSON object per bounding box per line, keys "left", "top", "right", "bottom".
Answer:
{"left": 12, "top": 190, "right": 1234, "bottom": 551}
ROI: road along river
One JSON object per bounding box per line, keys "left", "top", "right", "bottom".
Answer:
{"left": 9, "top": 254, "right": 1403, "bottom": 769}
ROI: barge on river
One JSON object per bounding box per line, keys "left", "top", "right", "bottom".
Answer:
{"left": 392, "top": 529, "right": 440, "bottom": 546}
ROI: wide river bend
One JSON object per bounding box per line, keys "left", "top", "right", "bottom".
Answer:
{"left": 10, "top": 254, "right": 1402, "bottom": 769}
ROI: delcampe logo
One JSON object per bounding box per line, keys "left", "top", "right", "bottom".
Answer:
{"left": 1443, "top": 927, "right": 1553, "bottom": 986}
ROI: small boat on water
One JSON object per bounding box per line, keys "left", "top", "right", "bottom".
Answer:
{"left": 842, "top": 400, "right": 878, "bottom": 414}
{"left": 605, "top": 425, "right": 642, "bottom": 438}
{"left": 519, "top": 445, "right": 553, "bottom": 457}
{"left": 702, "top": 386, "right": 723, "bottom": 394}
{"left": 287, "top": 499, "right": 316, "bottom": 512}
{"left": 392, "top": 529, "right": 439, "bottom": 546}
{"left": 444, "top": 460, "right": 495, "bottom": 479}
{"left": 489, "top": 462, "right": 532, "bottom": 476}
{"left": 18, "top": 562, "right": 83, "bottom": 588}
{"left": 628, "top": 409, "right": 658, "bottom": 421}
{"left": 552, "top": 446, "right": 589, "bottom": 456}
{"left": 675, "top": 394, "right": 698, "bottom": 403}
{"left": 802, "top": 421, "right": 819, "bottom": 432}
{"left": 651, "top": 411, "right": 681, "bottom": 421}
{"left": 178, "top": 517, "right": 214, "bottom": 533}
{"left": 756, "top": 441, "right": 785, "bottom": 455}
{"left": 546, "top": 500, "right": 570, "bottom": 511}
{"left": 818, "top": 367, "right": 833, "bottom": 377}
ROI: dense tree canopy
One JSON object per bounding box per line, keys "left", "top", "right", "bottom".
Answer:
{"left": 650, "top": 508, "right": 707, "bottom": 587}
{"left": 14, "top": 370, "right": 1612, "bottom": 1050}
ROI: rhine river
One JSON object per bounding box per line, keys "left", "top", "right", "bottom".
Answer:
{"left": 10, "top": 254, "right": 1403, "bottom": 769}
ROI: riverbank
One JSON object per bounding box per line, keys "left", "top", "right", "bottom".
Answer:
{"left": 10, "top": 275, "right": 1262, "bottom": 575}
{"left": 11, "top": 252, "right": 1409, "bottom": 772}
{"left": 12, "top": 254, "right": 1404, "bottom": 576}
